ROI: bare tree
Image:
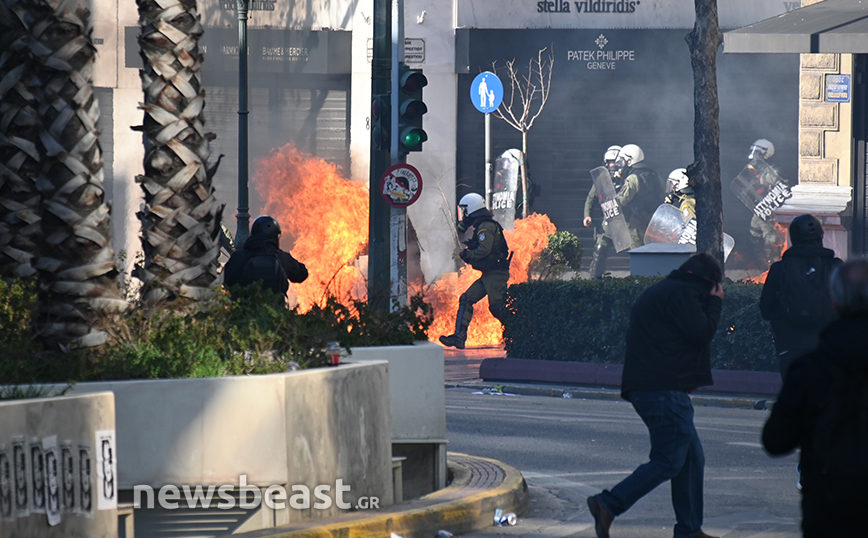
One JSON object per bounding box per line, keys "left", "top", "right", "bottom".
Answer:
{"left": 686, "top": 0, "right": 724, "bottom": 267}
{"left": 492, "top": 46, "right": 554, "bottom": 219}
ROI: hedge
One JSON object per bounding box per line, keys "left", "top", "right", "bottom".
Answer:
{"left": 502, "top": 277, "right": 777, "bottom": 372}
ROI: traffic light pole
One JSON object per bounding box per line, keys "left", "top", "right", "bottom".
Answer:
{"left": 389, "top": 0, "right": 408, "bottom": 309}
{"left": 369, "top": 0, "right": 392, "bottom": 312}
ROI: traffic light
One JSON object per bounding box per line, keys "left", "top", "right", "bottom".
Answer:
{"left": 397, "top": 64, "right": 427, "bottom": 155}
{"left": 371, "top": 93, "right": 390, "bottom": 152}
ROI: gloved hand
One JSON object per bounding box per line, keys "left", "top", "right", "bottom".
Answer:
{"left": 459, "top": 249, "right": 470, "bottom": 262}
{"left": 456, "top": 221, "right": 468, "bottom": 234}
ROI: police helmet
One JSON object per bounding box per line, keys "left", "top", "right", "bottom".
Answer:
{"left": 615, "top": 144, "right": 644, "bottom": 169}
{"left": 749, "top": 139, "right": 775, "bottom": 160}
{"left": 251, "top": 215, "right": 281, "bottom": 239}
{"left": 789, "top": 214, "right": 824, "bottom": 246}
{"left": 458, "top": 193, "right": 487, "bottom": 220}
{"left": 667, "top": 168, "right": 693, "bottom": 194}
{"left": 603, "top": 145, "right": 622, "bottom": 165}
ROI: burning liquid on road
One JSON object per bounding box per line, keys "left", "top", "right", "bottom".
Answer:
{"left": 251, "top": 144, "right": 555, "bottom": 346}
{"left": 744, "top": 222, "right": 789, "bottom": 284}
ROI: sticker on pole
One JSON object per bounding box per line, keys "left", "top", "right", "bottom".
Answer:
{"left": 470, "top": 72, "right": 503, "bottom": 114}
{"left": 381, "top": 164, "right": 423, "bottom": 207}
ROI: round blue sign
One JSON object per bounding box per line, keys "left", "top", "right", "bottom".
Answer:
{"left": 470, "top": 72, "right": 504, "bottom": 114}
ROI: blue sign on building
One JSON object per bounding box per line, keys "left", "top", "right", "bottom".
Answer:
{"left": 470, "top": 72, "right": 504, "bottom": 114}
{"left": 826, "top": 74, "right": 851, "bottom": 103}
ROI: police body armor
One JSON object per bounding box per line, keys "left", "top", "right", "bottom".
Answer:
{"left": 465, "top": 219, "right": 511, "bottom": 272}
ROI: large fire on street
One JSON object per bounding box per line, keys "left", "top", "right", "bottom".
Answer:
{"left": 251, "top": 144, "right": 555, "bottom": 346}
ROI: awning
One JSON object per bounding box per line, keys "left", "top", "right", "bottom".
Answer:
{"left": 724, "top": 0, "right": 868, "bottom": 54}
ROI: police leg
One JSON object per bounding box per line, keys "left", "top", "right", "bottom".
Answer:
{"left": 483, "top": 270, "right": 511, "bottom": 324}
{"left": 589, "top": 235, "right": 613, "bottom": 279}
{"left": 439, "top": 278, "right": 485, "bottom": 349}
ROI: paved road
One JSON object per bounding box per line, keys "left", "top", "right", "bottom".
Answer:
{"left": 446, "top": 387, "right": 801, "bottom": 538}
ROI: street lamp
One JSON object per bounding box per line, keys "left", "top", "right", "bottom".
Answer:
{"left": 235, "top": 0, "right": 251, "bottom": 248}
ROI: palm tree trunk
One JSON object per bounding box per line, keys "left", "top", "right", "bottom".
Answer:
{"left": 0, "top": 0, "right": 46, "bottom": 280}
{"left": 25, "top": 0, "right": 125, "bottom": 348}
{"left": 135, "top": 0, "right": 224, "bottom": 304}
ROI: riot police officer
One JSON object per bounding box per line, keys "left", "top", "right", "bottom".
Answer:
{"left": 665, "top": 167, "right": 696, "bottom": 220}
{"left": 747, "top": 139, "right": 787, "bottom": 265}
{"left": 223, "top": 216, "right": 308, "bottom": 301}
{"left": 439, "top": 193, "right": 511, "bottom": 350}
{"left": 583, "top": 144, "right": 663, "bottom": 278}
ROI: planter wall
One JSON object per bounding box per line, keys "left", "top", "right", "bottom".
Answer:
{"left": 0, "top": 392, "right": 118, "bottom": 537}
{"left": 59, "top": 362, "right": 392, "bottom": 536}
{"left": 345, "top": 341, "right": 447, "bottom": 500}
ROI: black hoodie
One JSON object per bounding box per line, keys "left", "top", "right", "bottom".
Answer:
{"left": 223, "top": 233, "right": 308, "bottom": 296}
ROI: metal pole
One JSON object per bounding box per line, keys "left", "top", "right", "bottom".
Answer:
{"left": 235, "top": 0, "right": 250, "bottom": 248}
{"left": 485, "top": 112, "right": 491, "bottom": 207}
{"left": 389, "top": 0, "right": 407, "bottom": 309}
{"left": 368, "top": 0, "right": 392, "bottom": 312}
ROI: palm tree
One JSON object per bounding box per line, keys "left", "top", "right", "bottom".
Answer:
{"left": 3, "top": 0, "right": 125, "bottom": 348}
{"left": 0, "top": 0, "right": 44, "bottom": 281}
{"left": 135, "top": 0, "right": 224, "bottom": 304}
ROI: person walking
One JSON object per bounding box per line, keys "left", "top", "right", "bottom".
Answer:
{"left": 222, "top": 215, "right": 308, "bottom": 301}
{"left": 762, "top": 258, "right": 868, "bottom": 537}
{"left": 439, "top": 193, "right": 511, "bottom": 350}
{"left": 759, "top": 214, "right": 843, "bottom": 380}
{"left": 586, "top": 253, "right": 724, "bottom": 538}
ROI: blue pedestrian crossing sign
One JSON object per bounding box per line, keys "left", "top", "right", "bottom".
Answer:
{"left": 470, "top": 72, "right": 503, "bottom": 114}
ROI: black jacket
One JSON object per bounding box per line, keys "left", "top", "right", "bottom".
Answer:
{"left": 223, "top": 233, "right": 308, "bottom": 296}
{"left": 759, "top": 244, "right": 842, "bottom": 357}
{"left": 762, "top": 316, "right": 868, "bottom": 525}
{"left": 620, "top": 270, "right": 722, "bottom": 399}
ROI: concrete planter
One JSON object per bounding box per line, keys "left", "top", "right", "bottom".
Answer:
{"left": 344, "top": 341, "right": 447, "bottom": 500}
{"left": 56, "top": 362, "right": 393, "bottom": 536}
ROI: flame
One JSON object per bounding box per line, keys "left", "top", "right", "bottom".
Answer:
{"left": 251, "top": 143, "right": 556, "bottom": 348}
{"left": 252, "top": 144, "right": 369, "bottom": 309}
{"left": 424, "top": 213, "right": 557, "bottom": 346}
{"left": 744, "top": 222, "right": 789, "bottom": 284}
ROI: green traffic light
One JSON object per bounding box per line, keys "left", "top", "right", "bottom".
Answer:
{"left": 404, "top": 130, "right": 422, "bottom": 148}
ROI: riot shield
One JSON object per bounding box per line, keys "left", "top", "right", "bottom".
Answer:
{"left": 730, "top": 159, "right": 792, "bottom": 221}
{"left": 644, "top": 204, "right": 736, "bottom": 261}
{"left": 491, "top": 149, "right": 521, "bottom": 230}
{"left": 590, "top": 166, "right": 633, "bottom": 252}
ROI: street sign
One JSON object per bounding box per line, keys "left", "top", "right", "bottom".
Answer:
{"left": 380, "top": 163, "right": 423, "bottom": 208}
{"left": 826, "top": 74, "right": 851, "bottom": 103}
{"left": 470, "top": 72, "right": 503, "bottom": 114}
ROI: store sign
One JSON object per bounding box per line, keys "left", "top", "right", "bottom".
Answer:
{"left": 536, "top": 0, "right": 639, "bottom": 14}
{"left": 566, "top": 33, "right": 635, "bottom": 70}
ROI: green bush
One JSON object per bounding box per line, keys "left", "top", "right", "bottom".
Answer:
{"left": 503, "top": 277, "right": 777, "bottom": 371}
{"left": 531, "top": 231, "right": 583, "bottom": 280}
{"left": 0, "top": 282, "right": 433, "bottom": 385}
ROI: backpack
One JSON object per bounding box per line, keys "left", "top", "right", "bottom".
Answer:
{"left": 237, "top": 252, "right": 287, "bottom": 295}
{"left": 775, "top": 257, "right": 837, "bottom": 331}
{"left": 811, "top": 362, "right": 868, "bottom": 503}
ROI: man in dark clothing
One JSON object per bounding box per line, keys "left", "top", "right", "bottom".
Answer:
{"left": 587, "top": 253, "right": 724, "bottom": 538}
{"left": 759, "top": 214, "right": 843, "bottom": 379}
{"left": 439, "top": 192, "right": 511, "bottom": 350}
{"left": 762, "top": 258, "right": 868, "bottom": 538}
{"left": 222, "top": 216, "right": 308, "bottom": 301}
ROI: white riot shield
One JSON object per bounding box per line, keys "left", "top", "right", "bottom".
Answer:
{"left": 644, "top": 204, "right": 736, "bottom": 261}
{"left": 491, "top": 149, "right": 521, "bottom": 230}
{"left": 590, "top": 166, "right": 633, "bottom": 253}
{"left": 730, "top": 159, "right": 792, "bottom": 221}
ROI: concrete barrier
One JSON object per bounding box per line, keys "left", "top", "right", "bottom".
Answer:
{"left": 345, "top": 342, "right": 447, "bottom": 499}
{"left": 0, "top": 392, "right": 118, "bottom": 537}
{"left": 55, "top": 362, "right": 392, "bottom": 537}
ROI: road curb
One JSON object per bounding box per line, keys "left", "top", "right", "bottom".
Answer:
{"left": 229, "top": 454, "right": 528, "bottom": 538}
{"left": 449, "top": 382, "right": 773, "bottom": 410}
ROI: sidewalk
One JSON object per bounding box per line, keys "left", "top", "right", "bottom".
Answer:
{"left": 228, "top": 454, "right": 528, "bottom": 538}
